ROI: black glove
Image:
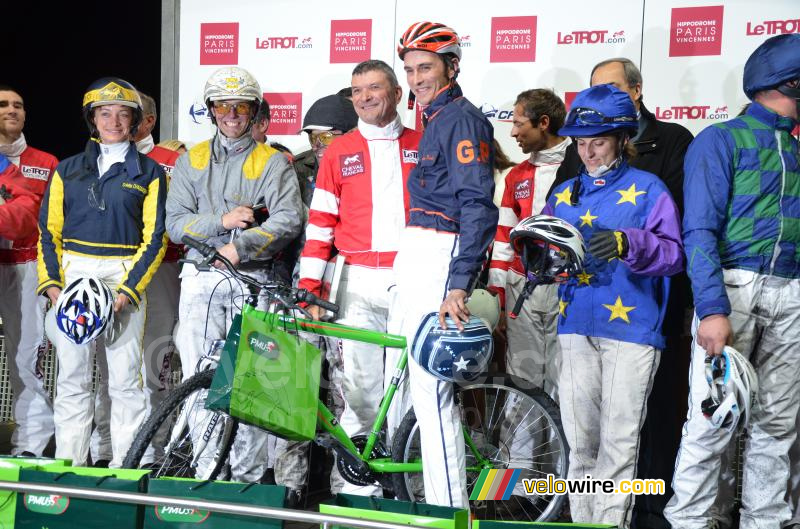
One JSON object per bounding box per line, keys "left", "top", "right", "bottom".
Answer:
{"left": 588, "top": 230, "right": 628, "bottom": 261}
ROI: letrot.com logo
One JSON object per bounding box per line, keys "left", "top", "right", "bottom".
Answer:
{"left": 746, "top": 18, "right": 800, "bottom": 36}
{"left": 655, "top": 104, "right": 729, "bottom": 120}
{"left": 265, "top": 92, "right": 302, "bottom": 135}
{"left": 459, "top": 35, "right": 472, "bottom": 48}
{"left": 330, "top": 19, "right": 372, "bottom": 63}
{"left": 256, "top": 36, "right": 313, "bottom": 49}
{"left": 669, "top": 6, "right": 724, "bottom": 57}
{"left": 557, "top": 29, "right": 626, "bottom": 45}
{"left": 200, "top": 22, "right": 239, "bottom": 65}
{"left": 490, "top": 16, "right": 537, "bottom": 63}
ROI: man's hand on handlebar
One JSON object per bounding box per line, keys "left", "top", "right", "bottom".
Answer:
{"left": 214, "top": 243, "right": 241, "bottom": 269}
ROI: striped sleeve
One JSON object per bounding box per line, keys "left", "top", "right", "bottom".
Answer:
{"left": 37, "top": 169, "right": 66, "bottom": 295}
{"left": 119, "top": 167, "right": 168, "bottom": 307}
{"left": 487, "top": 171, "right": 520, "bottom": 309}
{"left": 298, "top": 153, "right": 341, "bottom": 297}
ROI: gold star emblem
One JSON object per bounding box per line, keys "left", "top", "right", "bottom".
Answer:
{"left": 579, "top": 209, "right": 598, "bottom": 227}
{"left": 554, "top": 187, "right": 572, "bottom": 207}
{"left": 559, "top": 300, "right": 568, "bottom": 317}
{"left": 576, "top": 271, "right": 593, "bottom": 285}
{"left": 603, "top": 296, "right": 636, "bottom": 323}
{"left": 616, "top": 183, "right": 646, "bottom": 206}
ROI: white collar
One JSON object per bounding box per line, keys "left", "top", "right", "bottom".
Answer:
{"left": 136, "top": 134, "right": 155, "bottom": 155}
{"left": 0, "top": 133, "right": 27, "bottom": 166}
{"left": 357, "top": 115, "right": 403, "bottom": 141}
{"left": 530, "top": 137, "right": 571, "bottom": 166}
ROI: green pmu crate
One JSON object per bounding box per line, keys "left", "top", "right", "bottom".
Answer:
{"left": 14, "top": 466, "right": 151, "bottom": 529}
{"left": 473, "top": 520, "right": 616, "bottom": 528}
{"left": 145, "top": 477, "right": 286, "bottom": 529}
{"left": 320, "top": 493, "right": 469, "bottom": 529}
{"left": 0, "top": 458, "right": 69, "bottom": 529}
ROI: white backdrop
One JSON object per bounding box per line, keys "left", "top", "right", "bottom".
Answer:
{"left": 176, "top": 0, "right": 798, "bottom": 164}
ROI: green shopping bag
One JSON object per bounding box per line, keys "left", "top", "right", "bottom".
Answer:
{"left": 319, "top": 494, "right": 469, "bottom": 529}
{"left": 0, "top": 458, "right": 70, "bottom": 529}
{"left": 15, "top": 466, "right": 150, "bottom": 529}
{"left": 206, "top": 311, "right": 322, "bottom": 440}
{"left": 145, "top": 477, "right": 285, "bottom": 529}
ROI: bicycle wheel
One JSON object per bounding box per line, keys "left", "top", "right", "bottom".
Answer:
{"left": 123, "top": 369, "right": 238, "bottom": 479}
{"left": 391, "top": 373, "right": 568, "bottom": 522}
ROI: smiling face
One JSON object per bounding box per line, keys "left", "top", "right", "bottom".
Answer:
{"left": 92, "top": 104, "right": 133, "bottom": 144}
{"left": 576, "top": 135, "right": 620, "bottom": 173}
{"left": 211, "top": 99, "right": 253, "bottom": 139}
{"left": 351, "top": 69, "right": 402, "bottom": 127}
{"left": 0, "top": 90, "right": 25, "bottom": 142}
{"left": 403, "top": 50, "right": 454, "bottom": 106}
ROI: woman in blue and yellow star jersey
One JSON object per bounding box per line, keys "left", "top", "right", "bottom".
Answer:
{"left": 543, "top": 84, "right": 683, "bottom": 528}
{"left": 36, "top": 78, "right": 167, "bottom": 468}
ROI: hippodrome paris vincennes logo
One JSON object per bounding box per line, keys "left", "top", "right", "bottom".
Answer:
{"left": 200, "top": 22, "right": 239, "bottom": 65}
{"left": 330, "top": 19, "right": 372, "bottom": 63}
{"left": 490, "top": 16, "right": 537, "bottom": 63}
{"left": 264, "top": 92, "right": 302, "bottom": 136}
{"left": 669, "top": 5, "right": 724, "bottom": 57}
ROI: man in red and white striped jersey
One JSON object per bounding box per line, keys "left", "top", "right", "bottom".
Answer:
{"left": 488, "top": 89, "right": 571, "bottom": 398}
{"left": 298, "top": 59, "right": 420, "bottom": 496}
{"left": 0, "top": 84, "right": 58, "bottom": 456}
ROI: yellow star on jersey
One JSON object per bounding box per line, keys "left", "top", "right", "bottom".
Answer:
{"left": 603, "top": 296, "right": 636, "bottom": 323}
{"left": 576, "top": 271, "right": 593, "bottom": 285}
{"left": 579, "top": 209, "right": 598, "bottom": 227}
{"left": 616, "top": 183, "right": 646, "bottom": 206}
{"left": 554, "top": 186, "right": 573, "bottom": 207}
{"left": 559, "top": 300, "right": 568, "bottom": 317}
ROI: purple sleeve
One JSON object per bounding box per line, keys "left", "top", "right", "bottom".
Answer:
{"left": 621, "top": 191, "right": 684, "bottom": 276}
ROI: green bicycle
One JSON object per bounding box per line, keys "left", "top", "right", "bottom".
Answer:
{"left": 123, "top": 236, "right": 568, "bottom": 521}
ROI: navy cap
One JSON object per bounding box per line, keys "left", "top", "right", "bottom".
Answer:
{"left": 299, "top": 94, "right": 358, "bottom": 134}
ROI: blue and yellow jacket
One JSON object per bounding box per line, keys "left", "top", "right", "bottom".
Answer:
{"left": 37, "top": 140, "right": 167, "bottom": 306}
{"left": 407, "top": 83, "right": 498, "bottom": 292}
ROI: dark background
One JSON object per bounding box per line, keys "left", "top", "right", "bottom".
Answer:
{"left": 6, "top": 2, "right": 162, "bottom": 160}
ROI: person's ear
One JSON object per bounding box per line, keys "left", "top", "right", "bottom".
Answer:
{"left": 539, "top": 115, "right": 550, "bottom": 131}
{"left": 448, "top": 57, "right": 460, "bottom": 80}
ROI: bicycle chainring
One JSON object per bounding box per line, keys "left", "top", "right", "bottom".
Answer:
{"left": 337, "top": 435, "right": 389, "bottom": 487}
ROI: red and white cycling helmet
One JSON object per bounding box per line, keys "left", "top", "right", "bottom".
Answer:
{"left": 397, "top": 22, "right": 462, "bottom": 60}
{"left": 702, "top": 346, "right": 759, "bottom": 432}
{"left": 509, "top": 214, "right": 586, "bottom": 283}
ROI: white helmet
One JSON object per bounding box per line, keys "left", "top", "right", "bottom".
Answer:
{"left": 466, "top": 289, "right": 501, "bottom": 331}
{"left": 702, "top": 346, "right": 759, "bottom": 432}
{"left": 54, "top": 277, "right": 115, "bottom": 345}
{"left": 509, "top": 214, "right": 586, "bottom": 283}
{"left": 203, "top": 66, "right": 262, "bottom": 105}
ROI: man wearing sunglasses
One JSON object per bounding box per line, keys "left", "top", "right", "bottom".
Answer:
{"left": 293, "top": 94, "right": 358, "bottom": 207}
{"left": 165, "top": 67, "right": 304, "bottom": 493}
{"left": 665, "top": 33, "right": 800, "bottom": 529}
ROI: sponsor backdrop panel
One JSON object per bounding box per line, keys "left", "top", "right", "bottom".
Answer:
{"left": 642, "top": 0, "right": 798, "bottom": 135}
{"left": 177, "top": 0, "right": 798, "bottom": 156}
{"left": 179, "top": 0, "right": 395, "bottom": 153}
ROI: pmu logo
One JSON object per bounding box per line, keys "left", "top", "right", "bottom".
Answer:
{"left": 746, "top": 18, "right": 800, "bottom": 36}
{"left": 188, "top": 101, "right": 209, "bottom": 124}
{"left": 255, "top": 36, "right": 313, "bottom": 49}
{"left": 459, "top": 35, "right": 472, "bottom": 48}
{"left": 480, "top": 103, "right": 513, "bottom": 122}
{"left": 669, "top": 6, "right": 724, "bottom": 57}
{"left": 655, "top": 104, "right": 729, "bottom": 120}
{"left": 556, "top": 29, "right": 626, "bottom": 44}
{"left": 200, "top": 22, "right": 239, "bottom": 65}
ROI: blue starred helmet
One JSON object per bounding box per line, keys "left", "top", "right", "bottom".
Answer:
{"left": 558, "top": 84, "right": 638, "bottom": 138}
{"left": 411, "top": 313, "right": 493, "bottom": 383}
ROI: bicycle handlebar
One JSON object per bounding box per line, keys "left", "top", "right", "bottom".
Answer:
{"left": 181, "top": 235, "right": 339, "bottom": 315}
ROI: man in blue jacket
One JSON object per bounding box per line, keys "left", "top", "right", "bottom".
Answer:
{"left": 390, "top": 21, "right": 498, "bottom": 508}
{"left": 665, "top": 34, "right": 800, "bottom": 529}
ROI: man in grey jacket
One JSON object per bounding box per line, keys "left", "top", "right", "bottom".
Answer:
{"left": 165, "top": 67, "right": 304, "bottom": 490}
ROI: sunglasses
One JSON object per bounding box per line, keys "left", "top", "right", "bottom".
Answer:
{"left": 212, "top": 101, "right": 253, "bottom": 116}
{"left": 309, "top": 131, "right": 342, "bottom": 147}
{"left": 567, "top": 107, "right": 635, "bottom": 126}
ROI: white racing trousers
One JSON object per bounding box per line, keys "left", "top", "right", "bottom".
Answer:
{"left": 175, "top": 264, "right": 272, "bottom": 483}
{"left": 92, "top": 261, "right": 180, "bottom": 462}
{"left": 0, "top": 261, "right": 53, "bottom": 456}
{"left": 665, "top": 269, "right": 800, "bottom": 529}
{"left": 50, "top": 253, "right": 148, "bottom": 467}
{"left": 558, "top": 334, "right": 659, "bottom": 528}
{"left": 387, "top": 227, "right": 468, "bottom": 508}
{"left": 330, "top": 264, "right": 410, "bottom": 496}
